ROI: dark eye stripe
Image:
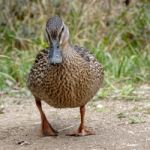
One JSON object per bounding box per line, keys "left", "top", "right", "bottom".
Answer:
{"left": 59, "top": 26, "right": 64, "bottom": 40}
{"left": 46, "top": 28, "right": 51, "bottom": 43}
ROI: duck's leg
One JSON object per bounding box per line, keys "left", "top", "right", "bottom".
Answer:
{"left": 67, "top": 105, "right": 95, "bottom": 136}
{"left": 35, "top": 98, "right": 58, "bottom": 136}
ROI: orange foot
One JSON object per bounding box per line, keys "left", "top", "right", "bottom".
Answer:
{"left": 42, "top": 121, "right": 58, "bottom": 136}
{"left": 66, "top": 127, "right": 95, "bottom": 136}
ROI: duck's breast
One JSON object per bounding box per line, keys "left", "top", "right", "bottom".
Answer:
{"left": 27, "top": 49, "right": 103, "bottom": 108}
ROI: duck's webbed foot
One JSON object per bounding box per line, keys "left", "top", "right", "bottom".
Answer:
{"left": 42, "top": 118, "right": 58, "bottom": 136}
{"left": 67, "top": 126, "right": 95, "bottom": 136}
{"left": 66, "top": 105, "right": 95, "bottom": 136}
{"left": 35, "top": 98, "right": 58, "bottom": 136}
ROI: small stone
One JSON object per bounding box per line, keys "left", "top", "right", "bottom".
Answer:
{"left": 96, "top": 104, "right": 104, "bottom": 109}
{"left": 17, "top": 140, "right": 30, "bottom": 146}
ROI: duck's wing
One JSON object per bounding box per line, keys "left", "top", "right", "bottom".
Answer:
{"left": 73, "top": 45, "right": 104, "bottom": 84}
{"left": 73, "top": 45, "right": 97, "bottom": 63}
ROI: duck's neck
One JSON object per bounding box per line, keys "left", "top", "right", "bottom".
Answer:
{"left": 61, "top": 43, "right": 75, "bottom": 60}
{"left": 60, "top": 41, "right": 70, "bottom": 49}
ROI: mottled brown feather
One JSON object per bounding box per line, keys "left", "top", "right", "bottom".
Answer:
{"left": 27, "top": 44, "right": 104, "bottom": 108}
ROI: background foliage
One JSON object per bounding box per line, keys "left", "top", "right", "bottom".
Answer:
{"left": 0, "top": 0, "right": 150, "bottom": 99}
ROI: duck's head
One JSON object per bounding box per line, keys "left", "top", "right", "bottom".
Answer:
{"left": 45, "top": 16, "right": 69, "bottom": 65}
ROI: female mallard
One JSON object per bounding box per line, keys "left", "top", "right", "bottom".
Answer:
{"left": 27, "top": 16, "right": 104, "bottom": 136}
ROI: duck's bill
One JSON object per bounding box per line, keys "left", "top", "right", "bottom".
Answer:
{"left": 48, "top": 40, "right": 62, "bottom": 65}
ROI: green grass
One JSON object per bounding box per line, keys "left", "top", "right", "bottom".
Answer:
{"left": 0, "top": 50, "right": 35, "bottom": 89}
{"left": 0, "top": 0, "right": 150, "bottom": 97}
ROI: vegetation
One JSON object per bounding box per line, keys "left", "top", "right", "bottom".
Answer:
{"left": 0, "top": 0, "right": 150, "bottom": 99}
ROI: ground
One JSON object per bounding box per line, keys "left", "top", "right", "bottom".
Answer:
{"left": 0, "top": 92, "right": 150, "bottom": 150}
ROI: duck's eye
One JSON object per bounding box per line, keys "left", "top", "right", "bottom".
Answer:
{"left": 60, "top": 27, "right": 64, "bottom": 35}
{"left": 62, "top": 27, "right": 64, "bottom": 32}
{"left": 59, "top": 26, "right": 64, "bottom": 40}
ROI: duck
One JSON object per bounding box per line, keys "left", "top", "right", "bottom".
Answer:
{"left": 27, "top": 16, "right": 104, "bottom": 136}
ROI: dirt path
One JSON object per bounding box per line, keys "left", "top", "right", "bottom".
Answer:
{"left": 0, "top": 95, "right": 150, "bottom": 150}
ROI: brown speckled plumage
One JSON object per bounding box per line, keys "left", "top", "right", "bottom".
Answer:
{"left": 27, "top": 45, "right": 103, "bottom": 108}
{"left": 27, "top": 16, "right": 104, "bottom": 136}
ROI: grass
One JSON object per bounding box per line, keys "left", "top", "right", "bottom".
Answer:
{"left": 0, "top": 50, "right": 35, "bottom": 89}
{"left": 0, "top": 0, "right": 150, "bottom": 98}
{"left": 117, "top": 112, "right": 145, "bottom": 124}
